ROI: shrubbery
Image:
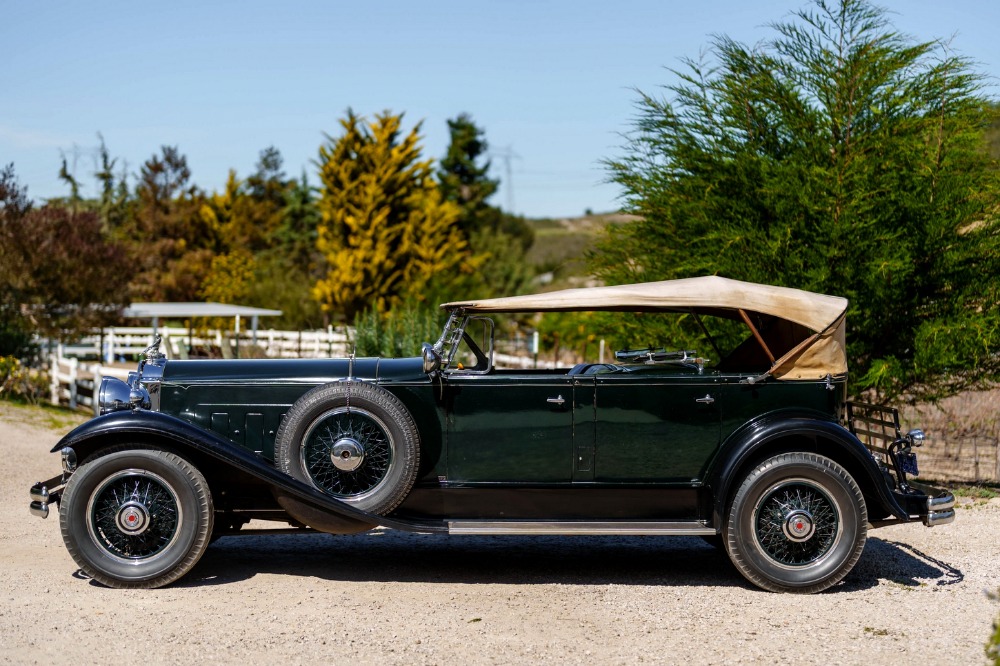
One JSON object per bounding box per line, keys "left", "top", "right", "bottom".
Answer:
{"left": 0, "top": 356, "right": 48, "bottom": 403}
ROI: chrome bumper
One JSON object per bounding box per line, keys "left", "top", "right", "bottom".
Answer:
{"left": 29, "top": 474, "right": 64, "bottom": 519}
{"left": 29, "top": 482, "right": 51, "bottom": 519}
{"left": 924, "top": 490, "right": 956, "bottom": 527}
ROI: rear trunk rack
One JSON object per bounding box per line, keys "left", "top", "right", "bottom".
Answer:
{"left": 845, "top": 401, "right": 923, "bottom": 491}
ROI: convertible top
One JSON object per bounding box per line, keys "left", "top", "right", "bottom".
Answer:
{"left": 442, "top": 276, "right": 849, "bottom": 380}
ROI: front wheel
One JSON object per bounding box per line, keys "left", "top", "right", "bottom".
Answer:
{"left": 59, "top": 448, "right": 214, "bottom": 589}
{"left": 725, "top": 452, "right": 867, "bottom": 594}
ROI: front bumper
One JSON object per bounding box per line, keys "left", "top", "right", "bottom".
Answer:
{"left": 29, "top": 475, "right": 63, "bottom": 519}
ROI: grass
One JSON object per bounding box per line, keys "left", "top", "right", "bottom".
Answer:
{"left": 951, "top": 484, "right": 1000, "bottom": 500}
{"left": 0, "top": 399, "right": 89, "bottom": 432}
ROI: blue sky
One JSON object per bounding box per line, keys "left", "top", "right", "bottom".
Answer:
{"left": 2, "top": 0, "right": 998, "bottom": 218}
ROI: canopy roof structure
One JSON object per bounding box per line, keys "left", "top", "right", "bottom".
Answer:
{"left": 123, "top": 303, "right": 282, "bottom": 320}
{"left": 443, "top": 276, "right": 849, "bottom": 380}
{"left": 123, "top": 302, "right": 283, "bottom": 345}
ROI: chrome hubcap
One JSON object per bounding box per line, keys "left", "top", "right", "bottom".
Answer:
{"left": 115, "top": 500, "right": 151, "bottom": 535}
{"left": 330, "top": 437, "right": 365, "bottom": 472}
{"left": 782, "top": 509, "right": 815, "bottom": 542}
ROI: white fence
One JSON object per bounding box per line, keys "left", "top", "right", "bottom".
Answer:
{"left": 47, "top": 326, "right": 351, "bottom": 414}
{"left": 55, "top": 326, "right": 352, "bottom": 362}
{"left": 48, "top": 353, "right": 130, "bottom": 415}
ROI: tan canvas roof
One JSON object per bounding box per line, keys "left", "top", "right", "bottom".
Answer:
{"left": 443, "top": 276, "right": 849, "bottom": 380}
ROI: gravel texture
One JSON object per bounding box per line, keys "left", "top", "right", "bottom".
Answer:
{"left": 2, "top": 403, "right": 998, "bottom": 665}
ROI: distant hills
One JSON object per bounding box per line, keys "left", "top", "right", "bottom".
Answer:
{"left": 525, "top": 212, "right": 638, "bottom": 290}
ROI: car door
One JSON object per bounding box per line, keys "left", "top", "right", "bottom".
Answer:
{"left": 593, "top": 370, "right": 721, "bottom": 482}
{"left": 443, "top": 372, "right": 579, "bottom": 483}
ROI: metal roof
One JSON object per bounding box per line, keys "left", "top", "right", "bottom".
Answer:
{"left": 123, "top": 302, "right": 283, "bottom": 318}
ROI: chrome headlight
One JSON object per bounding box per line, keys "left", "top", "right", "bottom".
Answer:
{"left": 421, "top": 342, "right": 441, "bottom": 374}
{"left": 98, "top": 377, "right": 134, "bottom": 414}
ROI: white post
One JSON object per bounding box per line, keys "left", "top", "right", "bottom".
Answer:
{"left": 68, "top": 357, "right": 79, "bottom": 409}
{"left": 599, "top": 339, "right": 605, "bottom": 364}
{"left": 49, "top": 353, "right": 59, "bottom": 406}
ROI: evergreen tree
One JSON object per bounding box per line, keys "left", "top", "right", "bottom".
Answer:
{"left": 438, "top": 113, "right": 535, "bottom": 297}
{"left": 595, "top": 0, "right": 1000, "bottom": 401}
{"left": 313, "top": 110, "right": 468, "bottom": 322}
{"left": 438, "top": 113, "right": 499, "bottom": 234}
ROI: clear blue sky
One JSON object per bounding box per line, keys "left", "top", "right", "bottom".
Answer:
{"left": 2, "top": 0, "right": 997, "bottom": 218}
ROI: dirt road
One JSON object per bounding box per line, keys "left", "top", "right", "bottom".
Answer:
{"left": 2, "top": 402, "right": 997, "bottom": 665}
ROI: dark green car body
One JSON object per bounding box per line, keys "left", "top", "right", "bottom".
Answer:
{"left": 30, "top": 278, "right": 956, "bottom": 592}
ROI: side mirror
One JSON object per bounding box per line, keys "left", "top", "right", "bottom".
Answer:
{"left": 421, "top": 342, "right": 441, "bottom": 374}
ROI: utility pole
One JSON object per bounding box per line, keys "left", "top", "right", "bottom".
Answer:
{"left": 489, "top": 144, "right": 521, "bottom": 213}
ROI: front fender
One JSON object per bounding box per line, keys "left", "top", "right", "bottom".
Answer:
{"left": 53, "top": 411, "right": 446, "bottom": 534}
{"left": 707, "top": 415, "right": 908, "bottom": 528}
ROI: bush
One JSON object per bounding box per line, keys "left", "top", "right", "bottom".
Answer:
{"left": 353, "top": 301, "right": 444, "bottom": 359}
{"left": 0, "top": 356, "right": 48, "bottom": 404}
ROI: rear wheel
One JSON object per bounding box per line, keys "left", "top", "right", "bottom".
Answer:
{"left": 725, "top": 452, "right": 867, "bottom": 594}
{"left": 59, "top": 448, "right": 214, "bottom": 589}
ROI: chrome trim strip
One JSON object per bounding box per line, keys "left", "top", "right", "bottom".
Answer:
{"left": 447, "top": 520, "right": 716, "bottom": 536}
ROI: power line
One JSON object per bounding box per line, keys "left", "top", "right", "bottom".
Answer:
{"left": 488, "top": 144, "right": 521, "bottom": 213}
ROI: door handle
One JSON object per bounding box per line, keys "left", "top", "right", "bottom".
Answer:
{"left": 695, "top": 394, "right": 715, "bottom": 405}
{"left": 546, "top": 395, "right": 566, "bottom": 406}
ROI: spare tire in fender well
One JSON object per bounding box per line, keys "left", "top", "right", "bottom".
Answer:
{"left": 275, "top": 381, "right": 421, "bottom": 517}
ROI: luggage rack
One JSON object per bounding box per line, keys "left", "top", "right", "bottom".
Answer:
{"left": 614, "top": 348, "right": 708, "bottom": 372}
{"left": 845, "top": 401, "right": 925, "bottom": 490}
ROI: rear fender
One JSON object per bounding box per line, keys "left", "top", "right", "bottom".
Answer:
{"left": 707, "top": 415, "right": 908, "bottom": 529}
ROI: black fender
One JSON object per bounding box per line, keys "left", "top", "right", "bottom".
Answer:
{"left": 706, "top": 414, "right": 908, "bottom": 529}
{"left": 52, "top": 410, "right": 447, "bottom": 535}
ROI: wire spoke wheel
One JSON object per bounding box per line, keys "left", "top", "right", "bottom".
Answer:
{"left": 276, "top": 382, "right": 420, "bottom": 517}
{"left": 302, "top": 407, "right": 393, "bottom": 498}
{"left": 60, "top": 448, "right": 213, "bottom": 589}
{"left": 725, "top": 453, "right": 866, "bottom": 594}
{"left": 87, "top": 470, "right": 182, "bottom": 561}
{"left": 753, "top": 480, "right": 840, "bottom": 567}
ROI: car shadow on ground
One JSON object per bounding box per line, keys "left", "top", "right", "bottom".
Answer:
{"left": 109, "top": 530, "right": 963, "bottom": 592}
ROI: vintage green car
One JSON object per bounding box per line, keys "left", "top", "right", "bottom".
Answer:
{"left": 29, "top": 277, "right": 954, "bottom": 593}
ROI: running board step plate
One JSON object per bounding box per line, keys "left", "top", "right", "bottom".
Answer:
{"left": 447, "top": 520, "right": 715, "bottom": 536}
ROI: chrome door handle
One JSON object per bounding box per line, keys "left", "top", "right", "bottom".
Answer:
{"left": 547, "top": 395, "right": 566, "bottom": 406}
{"left": 695, "top": 394, "right": 715, "bottom": 404}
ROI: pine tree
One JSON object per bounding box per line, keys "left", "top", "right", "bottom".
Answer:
{"left": 313, "top": 110, "right": 468, "bottom": 322}
{"left": 438, "top": 113, "right": 499, "bottom": 235}
{"left": 595, "top": 0, "right": 1000, "bottom": 401}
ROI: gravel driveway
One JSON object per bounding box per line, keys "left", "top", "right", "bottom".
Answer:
{"left": 2, "top": 403, "right": 997, "bottom": 665}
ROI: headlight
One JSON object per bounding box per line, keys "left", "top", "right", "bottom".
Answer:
{"left": 98, "top": 377, "right": 134, "bottom": 414}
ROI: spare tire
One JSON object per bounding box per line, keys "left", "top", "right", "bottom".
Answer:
{"left": 275, "top": 382, "right": 420, "bottom": 515}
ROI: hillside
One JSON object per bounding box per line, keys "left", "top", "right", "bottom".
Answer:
{"left": 525, "top": 212, "right": 637, "bottom": 289}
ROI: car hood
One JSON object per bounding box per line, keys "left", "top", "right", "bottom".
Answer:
{"left": 160, "top": 356, "right": 426, "bottom": 384}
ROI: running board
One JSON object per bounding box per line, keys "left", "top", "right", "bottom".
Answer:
{"left": 447, "top": 520, "right": 715, "bottom": 536}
